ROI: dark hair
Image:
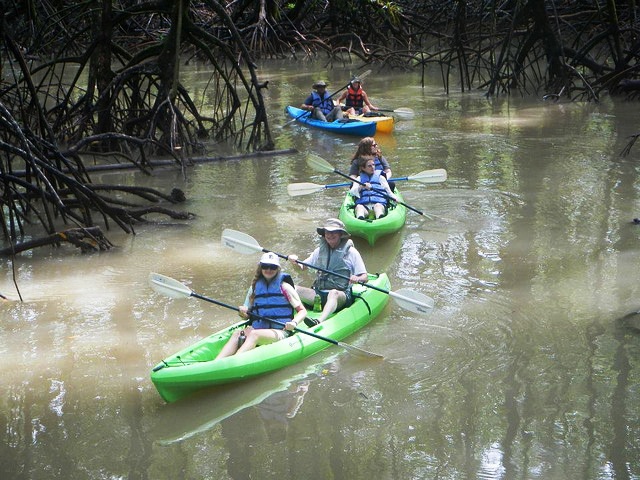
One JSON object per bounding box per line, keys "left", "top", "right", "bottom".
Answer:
{"left": 351, "top": 137, "right": 377, "bottom": 160}
{"left": 358, "top": 155, "right": 375, "bottom": 170}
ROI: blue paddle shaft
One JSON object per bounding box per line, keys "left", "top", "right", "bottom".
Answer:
{"left": 330, "top": 169, "right": 424, "bottom": 215}
{"left": 324, "top": 176, "right": 408, "bottom": 189}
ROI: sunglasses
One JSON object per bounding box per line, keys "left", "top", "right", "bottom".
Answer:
{"left": 260, "top": 264, "right": 278, "bottom": 270}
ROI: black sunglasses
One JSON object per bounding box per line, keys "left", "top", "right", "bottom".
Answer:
{"left": 260, "top": 264, "right": 278, "bottom": 270}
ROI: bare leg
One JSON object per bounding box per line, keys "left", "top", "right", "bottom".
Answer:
{"left": 373, "top": 203, "right": 386, "bottom": 218}
{"left": 317, "top": 289, "right": 346, "bottom": 323}
{"left": 296, "top": 285, "right": 316, "bottom": 306}
{"left": 215, "top": 329, "right": 245, "bottom": 359}
{"left": 355, "top": 204, "right": 367, "bottom": 219}
{"left": 237, "top": 328, "right": 282, "bottom": 354}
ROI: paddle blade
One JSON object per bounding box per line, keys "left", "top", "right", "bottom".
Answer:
{"left": 149, "top": 272, "right": 193, "bottom": 299}
{"left": 221, "top": 228, "right": 264, "bottom": 255}
{"left": 392, "top": 107, "right": 415, "bottom": 119}
{"left": 338, "top": 341, "right": 384, "bottom": 359}
{"left": 389, "top": 288, "right": 434, "bottom": 315}
{"left": 357, "top": 69, "right": 372, "bottom": 81}
{"left": 287, "top": 182, "right": 326, "bottom": 197}
{"left": 409, "top": 168, "right": 448, "bottom": 184}
{"left": 306, "top": 153, "right": 335, "bottom": 173}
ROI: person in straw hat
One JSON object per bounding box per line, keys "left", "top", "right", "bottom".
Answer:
{"left": 216, "top": 252, "right": 307, "bottom": 359}
{"left": 301, "top": 80, "right": 345, "bottom": 122}
{"left": 288, "top": 218, "right": 368, "bottom": 324}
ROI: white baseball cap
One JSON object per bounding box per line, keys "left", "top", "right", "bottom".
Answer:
{"left": 259, "top": 252, "right": 280, "bottom": 267}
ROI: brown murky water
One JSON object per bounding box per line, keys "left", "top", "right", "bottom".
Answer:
{"left": 2, "top": 61, "right": 640, "bottom": 479}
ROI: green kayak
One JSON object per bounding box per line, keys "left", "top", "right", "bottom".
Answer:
{"left": 150, "top": 273, "right": 390, "bottom": 403}
{"left": 338, "top": 189, "right": 407, "bottom": 245}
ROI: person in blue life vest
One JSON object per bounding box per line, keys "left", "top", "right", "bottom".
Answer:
{"left": 338, "top": 77, "right": 378, "bottom": 116}
{"left": 348, "top": 136, "right": 394, "bottom": 190}
{"left": 350, "top": 155, "right": 398, "bottom": 220}
{"left": 301, "top": 80, "right": 344, "bottom": 122}
{"left": 216, "top": 252, "right": 307, "bottom": 359}
{"left": 287, "top": 219, "right": 368, "bottom": 325}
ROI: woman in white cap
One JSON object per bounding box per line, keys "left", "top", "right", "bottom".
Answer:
{"left": 287, "top": 219, "right": 368, "bottom": 324}
{"left": 216, "top": 252, "right": 307, "bottom": 359}
{"left": 301, "top": 80, "right": 344, "bottom": 122}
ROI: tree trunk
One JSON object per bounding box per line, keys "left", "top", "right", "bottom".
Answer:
{"left": 93, "top": 0, "right": 115, "bottom": 142}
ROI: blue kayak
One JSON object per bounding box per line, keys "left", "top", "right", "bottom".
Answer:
{"left": 285, "top": 106, "right": 376, "bottom": 137}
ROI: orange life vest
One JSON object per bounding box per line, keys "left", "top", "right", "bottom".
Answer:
{"left": 345, "top": 85, "right": 364, "bottom": 108}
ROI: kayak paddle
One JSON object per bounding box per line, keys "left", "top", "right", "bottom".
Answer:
{"left": 306, "top": 153, "right": 429, "bottom": 216}
{"left": 281, "top": 109, "right": 311, "bottom": 128}
{"left": 149, "top": 272, "right": 382, "bottom": 359}
{"left": 281, "top": 70, "right": 372, "bottom": 128}
{"left": 287, "top": 168, "right": 448, "bottom": 197}
{"left": 376, "top": 107, "right": 415, "bottom": 119}
{"left": 221, "top": 229, "right": 434, "bottom": 315}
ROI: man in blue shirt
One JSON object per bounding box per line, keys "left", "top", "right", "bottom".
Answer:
{"left": 301, "top": 81, "right": 344, "bottom": 122}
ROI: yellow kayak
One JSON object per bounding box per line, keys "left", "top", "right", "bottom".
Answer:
{"left": 346, "top": 112, "right": 394, "bottom": 134}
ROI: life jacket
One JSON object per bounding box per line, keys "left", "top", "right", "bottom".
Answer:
{"left": 312, "top": 239, "right": 354, "bottom": 291}
{"left": 345, "top": 85, "right": 364, "bottom": 109}
{"left": 311, "top": 91, "right": 335, "bottom": 115}
{"left": 355, "top": 170, "right": 387, "bottom": 206}
{"left": 250, "top": 273, "right": 294, "bottom": 329}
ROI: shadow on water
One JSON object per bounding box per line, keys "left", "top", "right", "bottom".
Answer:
{"left": 149, "top": 351, "right": 341, "bottom": 445}
{"left": 616, "top": 309, "right": 640, "bottom": 332}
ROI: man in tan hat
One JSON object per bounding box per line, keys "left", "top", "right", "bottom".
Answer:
{"left": 288, "top": 218, "right": 368, "bottom": 324}
{"left": 301, "top": 81, "right": 344, "bottom": 122}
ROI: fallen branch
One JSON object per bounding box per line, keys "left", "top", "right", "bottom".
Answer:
{"left": 0, "top": 227, "right": 114, "bottom": 256}
{"left": 10, "top": 148, "right": 299, "bottom": 177}
{"left": 620, "top": 133, "right": 640, "bottom": 157}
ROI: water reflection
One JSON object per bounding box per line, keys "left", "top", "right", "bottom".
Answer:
{"left": 2, "top": 61, "right": 640, "bottom": 479}
{"left": 152, "top": 356, "right": 329, "bottom": 446}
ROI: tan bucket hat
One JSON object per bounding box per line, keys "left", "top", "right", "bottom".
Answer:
{"left": 316, "top": 218, "right": 349, "bottom": 237}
